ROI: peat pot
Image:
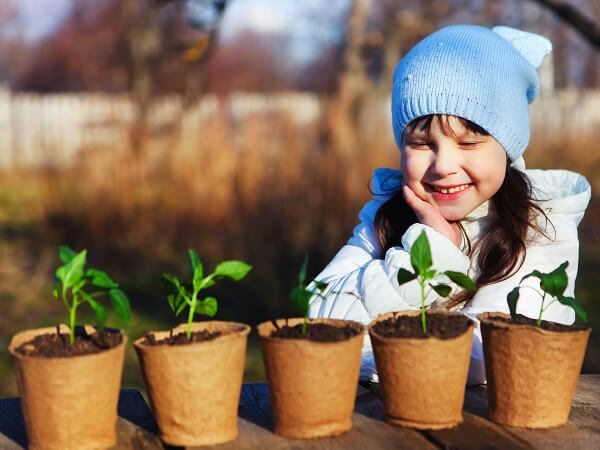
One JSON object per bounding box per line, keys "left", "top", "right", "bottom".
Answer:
{"left": 9, "top": 325, "right": 126, "bottom": 450}
{"left": 369, "top": 310, "right": 475, "bottom": 429}
{"left": 134, "top": 321, "right": 250, "bottom": 446}
{"left": 258, "top": 318, "right": 365, "bottom": 439}
{"left": 479, "top": 312, "right": 591, "bottom": 428}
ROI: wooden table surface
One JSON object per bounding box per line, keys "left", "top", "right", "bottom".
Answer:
{"left": 1, "top": 375, "right": 599, "bottom": 450}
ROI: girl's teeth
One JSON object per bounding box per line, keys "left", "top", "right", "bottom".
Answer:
{"left": 436, "top": 184, "right": 470, "bottom": 194}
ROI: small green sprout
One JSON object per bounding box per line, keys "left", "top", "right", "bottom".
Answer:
{"left": 163, "top": 249, "right": 252, "bottom": 340}
{"left": 507, "top": 261, "right": 587, "bottom": 326}
{"left": 289, "top": 254, "right": 329, "bottom": 335}
{"left": 53, "top": 245, "right": 131, "bottom": 345}
{"left": 396, "top": 230, "right": 477, "bottom": 333}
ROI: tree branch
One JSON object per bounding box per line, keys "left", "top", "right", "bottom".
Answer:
{"left": 531, "top": 0, "right": 600, "bottom": 49}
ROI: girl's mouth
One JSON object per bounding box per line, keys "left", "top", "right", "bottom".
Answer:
{"left": 427, "top": 183, "right": 472, "bottom": 201}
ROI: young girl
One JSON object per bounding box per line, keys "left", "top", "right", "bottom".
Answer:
{"left": 309, "top": 24, "right": 591, "bottom": 385}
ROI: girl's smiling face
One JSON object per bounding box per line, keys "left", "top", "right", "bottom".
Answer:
{"left": 401, "top": 115, "right": 507, "bottom": 221}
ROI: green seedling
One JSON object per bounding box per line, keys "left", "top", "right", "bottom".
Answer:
{"left": 396, "top": 230, "right": 477, "bottom": 333}
{"left": 53, "top": 245, "right": 131, "bottom": 345}
{"left": 163, "top": 249, "right": 252, "bottom": 339}
{"left": 507, "top": 261, "right": 587, "bottom": 326}
{"left": 289, "top": 254, "right": 329, "bottom": 335}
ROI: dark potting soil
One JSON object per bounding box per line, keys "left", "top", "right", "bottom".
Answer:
{"left": 372, "top": 313, "right": 473, "bottom": 339}
{"left": 270, "top": 322, "right": 363, "bottom": 342}
{"left": 489, "top": 313, "right": 589, "bottom": 332}
{"left": 142, "top": 326, "right": 244, "bottom": 346}
{"left": 14, "top": 327, "right": 123, "bottom": 357}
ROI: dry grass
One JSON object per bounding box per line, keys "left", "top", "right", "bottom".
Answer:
{"left": 0, "top": 95, "right": 599, "bottom": 396}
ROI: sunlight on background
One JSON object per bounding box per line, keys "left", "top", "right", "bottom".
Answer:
{"left": 0, "top": 0, "right": 599, "bottom": 396}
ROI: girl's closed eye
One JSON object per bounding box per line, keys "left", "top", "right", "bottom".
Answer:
{"left": 406, "top": 140, "right": 432, "bottom": 149}
{"left": 458, "top": 141, "right": 481, "bottom": 149}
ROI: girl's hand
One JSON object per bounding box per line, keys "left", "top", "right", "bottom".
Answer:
{"left": 402, "top": 184, "right": 462, "bottom": 248}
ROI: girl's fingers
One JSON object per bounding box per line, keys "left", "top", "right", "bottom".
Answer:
{"left": 403, "top": 184, "right": 460, "bottom": 246}
{"left": 403, "top": 185, "right": 432, "bottom": 216}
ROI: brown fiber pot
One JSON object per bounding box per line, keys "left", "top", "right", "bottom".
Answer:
{"left": 9, "top": 325, "right": 126, "bottom": 450}
{"left": 257, "top": 318, "right": 365, "bottom": 439}
{"left": 134, "top": 321, "right": 250, "bottom": 446}
{"left": 478, "top": 312, "right": 591, "bottom": 428}
{"left": 369, "top": 310, "right": 475, "bottom": 429}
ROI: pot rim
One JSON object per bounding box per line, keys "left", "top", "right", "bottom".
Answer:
{"left": 477, "top": 312, "right": 591, "bottom": 335}
{"left": 9, "top": 324, "right": 127, "bottom": 361}
{"left": 133, "top": 320, "right": 251, "bottom": 350}
{"left": 368, "top": 310, "right": 475, "bottom": 341}
{"left": 257, "top": 317, "right": 366, "bottom": 343}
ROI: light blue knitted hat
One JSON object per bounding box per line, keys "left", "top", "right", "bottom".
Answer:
{"left": 391, "top": 24, "right": 552, "bottom": 161}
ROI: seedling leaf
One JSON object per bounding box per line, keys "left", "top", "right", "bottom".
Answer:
{"left": 521, "top": 269, "right": 544, "bottom": 282}
{"left": 188, "top": 249, "right": 202, "bottom": 274}
{"left": 396, "top": 231, "right": 472, "bottom": 334}
{"left": 56, "top": 266, "right": 66, "bottom": 283}
{"left": 59, "top": 245, "right": 76, "bottom": 264}
{"left": 197, "top": 296, "right": 218, "bottom": 317}
{"left": 167, "top": 294, "right": 176, "bottom": 312}
{"left": 109, "top": 289, "right": 131, "bottom": 324}
{"left": 507, "top": 286, "right": 520, "bottom": 321}
{"left": 298, "top": 253, "right": 309, "bottom": 285}
{"left": 423, "top": 268, "right": 437, "bottom": 279}
{"left": 444, "top": 270, "right": 477, "bottom": 291}
{"left": 430, "top": 283, "right": 451, "bottom": 297}
{"left": 163, "top": 272, "right": 181, "bottom": 288}
{"left": 290, "top": 287, "right": 311, "bottom": 316}
{"left": 54, "top": 245, "right": 131, "bottom": 345}
{"left": 557, "top": 295, "right": 587, "bottom": 322}
{"left": 410, "top": 230, "right": 432, "bottom": 275}
{"left": 540, "top": 262, "right": 569, "bottom": 298}
{"left": 86, "top": 296, "right": 107, "bottom": 329}
{"left": 163, "top": 273, "right": 188, "bottom": 298}
{"left": 314, "top": 280, "right": 328, "bottom": 292}
{"left": 165, "top": 250, "right": 252, "bottom": 340}
{"left": 63, "top": 249, "right": 87, "bottom": 287}
{"left": 214, "top": 260, "right": 253, "bottom": 281}
{"left": 397, "top": 268, "right": 417, "bottom": 285}
{"left": 86, "top": 269, "right": 118, "bottom": 289}
{"left": 175, "top": 295, "right": 188, "bottom": 316}
{"left": 188, "top": 249, "right": 204, "bottom": 291}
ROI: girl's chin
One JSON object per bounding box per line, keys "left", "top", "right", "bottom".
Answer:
{"left": 436, "top": 207, "right": 467, "bottom": 222}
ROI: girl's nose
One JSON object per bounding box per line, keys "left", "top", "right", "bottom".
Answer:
{"left": 430, "top": 146, "right": 459, "bottom": 178}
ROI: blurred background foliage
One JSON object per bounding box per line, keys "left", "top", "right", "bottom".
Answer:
{"left": 0, "top": 0, "right": 599, "bottom": 395}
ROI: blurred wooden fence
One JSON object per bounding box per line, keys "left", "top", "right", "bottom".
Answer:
{"left": 0, "top": 84, "right": 599, "bottom": 168}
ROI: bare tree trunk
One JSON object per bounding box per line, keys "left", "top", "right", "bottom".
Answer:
{"left": 331, "top": 0, "right": 370, "bottom": 157}
{"left": 530, "top": 0, "right": 600, "bottom": 49}
{"left": 122, "top": 0, "right": 162, "bottom": 155}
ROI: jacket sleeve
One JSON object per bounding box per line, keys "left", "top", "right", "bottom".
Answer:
{"left": 461, "top": 213, "right": 581, "bottom": 385}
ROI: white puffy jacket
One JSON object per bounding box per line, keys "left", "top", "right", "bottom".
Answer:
{"left": 308, "top": 164, "right": 591, "bottom": 385}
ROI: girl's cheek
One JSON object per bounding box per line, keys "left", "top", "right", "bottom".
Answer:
{"left": 401, "top": 152, "right": 427, "bottom": 177}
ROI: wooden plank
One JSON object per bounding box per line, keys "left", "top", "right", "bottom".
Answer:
{"left": 359, "top": 382, "right": 532, "bottom": 450}
{"left": 570, "top": 374, "right": 600, "bottom": 427}
{"left": 424, "top": 413, "right": 534, "bottom": 450}
{"left": 493, "top": 375, "right": 600, "bottom": 450}
{"left": 112, "top": 418, "right": 163, "bottom": 450}
{"left": 0, "top": 397, "right": 27, "bottom": 449}
{"left": 190, "top": 412, "right": 439, "bottom": 450}
{"left": 198, "top": 382, "right": 438, "bottom": 450}
{"left": 0, "top": 390, "right": 164, "bottom": 450}
{"left": 112, "top": 389, "right": 163, "bottom": 450}
{"left": 2, "top": 376, "right": 599, "bottom": 449}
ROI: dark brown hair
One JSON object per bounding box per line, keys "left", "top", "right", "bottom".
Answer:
{"left": 374, "top": 115, "right": 553, "bottom": 308}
